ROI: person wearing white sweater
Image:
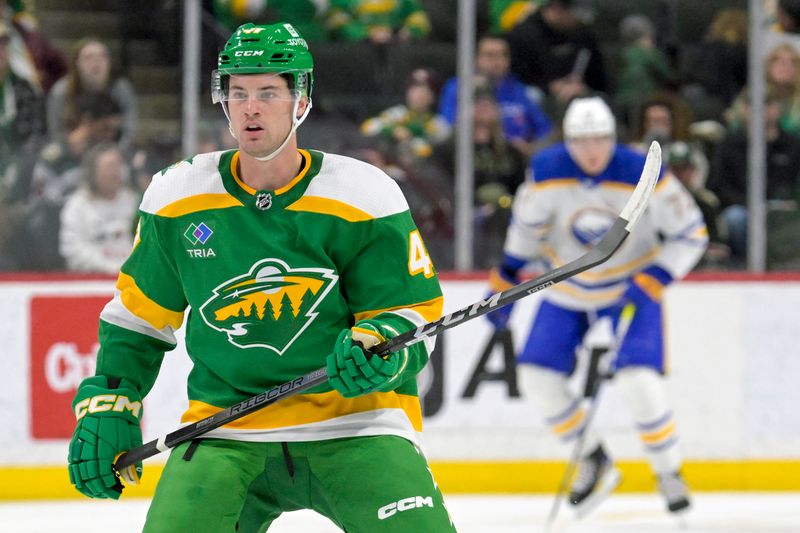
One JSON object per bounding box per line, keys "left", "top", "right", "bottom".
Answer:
{"left": 59, "top": 142, "right": 138, "bottom": 274}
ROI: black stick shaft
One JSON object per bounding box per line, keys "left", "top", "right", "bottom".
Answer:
{"left": 115, "top": 220, "right": 630, "bottom": 470}
{"left": 116, "top": 142, "right": 661, "bottom": 471}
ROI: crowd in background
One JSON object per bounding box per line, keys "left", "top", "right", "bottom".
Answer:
{"left": 1, "top": 0, "right": 800, "bottom": 274}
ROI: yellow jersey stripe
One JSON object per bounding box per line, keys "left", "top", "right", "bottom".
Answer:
{"left": 655, "top": 173, "right": 671, "bottom": 191}
{"left": 574, "top": 250, "right": 660, "bottom": 281}
{"left": 641, "top": 421, "right": 677, "bottom": 444}
{"left": 182, "top": 390, "right": 423, "bottom": 432}
{"left": 357, "top": 0, "right": 395, "bottom": 14}
{"left": 500, "top": 1, "right": 533, "bottom": 32}
{"left": 230, "top": 151, "right": 253, "bottom": 193}
{"left": 354, "top": 295, "right": 444, "bottom": 324}
{"left": 533, "top": 178, "right": 578, "bottom": 190}
{"left": 489, "top": 268, "right": 515, "bottom": 292}
{"left": 230, "top": 149, "right": 312, "bottom": 195}
{"left": 117, "top": 272, "right": 184, "bottom": 330}
{"left": 286, "top": 195, "right": 374, "bottom": 221}
{"left": 553, "top": 408, "right": 586, "bottom": 435}
{"left": 599, "top": 181, "right": 635, "bottom": 192}
{"left": 553, "top": 282, "right": 625, "bottom": 302}
{"left": 155, "top": 193, "right": 243, "bottom": 218}
{"left": 634, "top": 272, "right": 666, "bottom": 301}
{"left": 230, "top": 0, "right": 248, "bottom": 18}
{"left": 543, "top": 245, "right": 660, "bottom": 282}
{"left": 275, "top": 149, "right": 312, "bottom": 194}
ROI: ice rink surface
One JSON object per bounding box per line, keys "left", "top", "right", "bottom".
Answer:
{"left": 2, "top": 493, "right": 798, "bottom": 533}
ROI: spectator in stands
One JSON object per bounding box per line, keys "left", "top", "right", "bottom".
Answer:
{"left": 16, "top": 94, "right": 123, "bottom": 270}
{"left": 631, "top": 92, "right": 695, "bottom": 149}
{"left": 436, "top": 84, "right": 527, "bottom": 268}
{"left": 439, "top": 34, "right": 553, "bottom": 158}
{"left": 489, "top": 0, "right": 537, "bottom": 34}
{"left": 708, "top": 89, "right": 800, "bottom": 261}
{"left": 0, "top": 0, "right": 67, "bottom": 93}
{"left": 59, "top": 142, "right": 138, "bottom": 274}
{"left": 0, "top": 19, "right": 45, "bottom": 271}
{"left": 212, "top": 0, "right": 330, "bottom": 42}
{"left": 777, "top": 0, "right": 800, "bottom": 34}
{"left": 506, "top": 0, "right": 607, "bottom": 110}
{"left": 615, "top": 14, "right": 676, "bottom": 124}
{"left": 46, "top": 37, "right": 137, "bottom": 154}
{"left": 360, "top": 67, "right": 450, "bottom": 167}
{"left": 32, "top": 93, "right": 122, "bottom": 202}
{"left": 326, "top": 0, "right": 430, "bottom": 43}
{"left": 666, "top": 141, "right": 727, "bottom": 266}
{"left": 681, "top": 8, "right": 747, "bottom": 114}
{"left": 0, "top": 20, "right": 45, "bottom": 203}
{"left": 726, "top": 43, "right": 800, "bottom": 138}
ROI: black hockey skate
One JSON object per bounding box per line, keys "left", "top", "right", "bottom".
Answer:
{"left": 568, "top": 445, "right": 622, "bottom": 518}
{"left": 657, "top": 471, "right": 692, "bottom": 513}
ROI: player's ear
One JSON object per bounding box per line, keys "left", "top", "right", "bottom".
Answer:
{"left": 296, "top": 96, "right": 309, "bottom": 118}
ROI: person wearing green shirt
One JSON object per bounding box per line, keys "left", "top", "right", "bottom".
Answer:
{"left": 327, "top": 0, "right": 431, "bottom": 43}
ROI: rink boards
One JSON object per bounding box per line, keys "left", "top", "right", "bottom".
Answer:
{"left": 1, "top": 273, "right": 799, "bottom": 499}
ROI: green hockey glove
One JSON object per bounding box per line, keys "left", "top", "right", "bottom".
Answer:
{"left": 326, "top": 326, "right": 402, "bottom": 398}
{"left": 68, "top": 375, "right": 143, "bottom": 499}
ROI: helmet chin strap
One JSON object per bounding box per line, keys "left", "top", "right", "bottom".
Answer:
{"left": 222, "top": 96, "right": 313, "bottom": 162}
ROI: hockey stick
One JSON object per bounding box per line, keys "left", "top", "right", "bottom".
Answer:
{"left": 544, "top": 303, "right": 636, "bottom": 531}
{"left": 114, "top": 142, "right": 661, "bottom": 472}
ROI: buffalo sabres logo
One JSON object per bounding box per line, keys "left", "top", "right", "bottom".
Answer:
{"left": 570, "top": 207, "right": 617, "bottom": 247}
{"left": 199, "top": 258, "right": 338, "bottom": 353}
{"left": 255, "top": 191, "right": 272, "bottom": 210}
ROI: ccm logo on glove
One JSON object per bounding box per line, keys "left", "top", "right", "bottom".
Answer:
{"left": 74, "top": 395, "right": 142, "bottom": 420}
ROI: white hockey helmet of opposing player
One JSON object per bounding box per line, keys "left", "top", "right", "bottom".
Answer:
{"left": 563, "top": 96, "right": 616, "bottom": 139}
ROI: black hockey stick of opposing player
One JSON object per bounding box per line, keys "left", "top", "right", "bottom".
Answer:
{"left": 114, "top": 142, "right": 662, "bottom": 472}
{"left": 544, "top": 303, "right": 635, "bottom": 531}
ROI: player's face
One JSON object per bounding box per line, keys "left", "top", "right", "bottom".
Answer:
{"left": 567, "top": 136, "right": 615, "bottom": 176}
{"left": 226, "top": 74, "right": 306, "bottom": 159}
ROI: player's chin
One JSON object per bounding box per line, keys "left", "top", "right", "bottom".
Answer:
{"left": 241, "top": 142, "right": 278, "bottom": 159}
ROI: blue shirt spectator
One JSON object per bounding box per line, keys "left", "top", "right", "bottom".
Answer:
{"left": 438, "top": 35, "right": 552, "bottom": 158}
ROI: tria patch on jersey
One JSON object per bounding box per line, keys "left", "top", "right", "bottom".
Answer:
{"left": 184, "top": 222, "right": 213, "bottom": 245}
{"left": 199, "top": 258, "right": 338, "bottom": 354}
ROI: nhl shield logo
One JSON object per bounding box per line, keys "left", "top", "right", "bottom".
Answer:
{"left": 255, "top": 191, "right": 273, "bottom": 210}
{"left": 199, "top": 258, "right": 338, "bottom": 354}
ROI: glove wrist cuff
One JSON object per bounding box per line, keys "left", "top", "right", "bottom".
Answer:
{"left": 72, "top": 375, "right": 143, "bottom": 424}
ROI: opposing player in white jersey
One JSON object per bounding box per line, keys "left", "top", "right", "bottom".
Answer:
{"left": 487, "top": 97, "right": 708, "bottom": 515}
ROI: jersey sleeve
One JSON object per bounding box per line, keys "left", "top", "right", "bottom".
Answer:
{"left": 95, "top": 208, "right": 188, "bottom": 396}
{"left": 647, "top": 173, "right": 709, "bottom": 280}
{"left": 338, "top": 181, "right": 443, "bottom": 391}
{"left": 503, "top": 178, "right": 554, "bottom": 261}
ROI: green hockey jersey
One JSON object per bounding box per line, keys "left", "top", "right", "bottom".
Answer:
{"left": 95, "top": 148, "right": 443, "bottom": 445}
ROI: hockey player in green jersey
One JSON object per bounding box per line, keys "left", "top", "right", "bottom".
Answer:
{"left": 67, "top": 22, "right": 456, "bottom": 532}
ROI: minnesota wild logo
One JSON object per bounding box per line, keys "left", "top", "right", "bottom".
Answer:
{"left": 199, "top": 258, "right": 338, "bottom": 353}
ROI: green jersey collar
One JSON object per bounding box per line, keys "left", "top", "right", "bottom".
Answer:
{"left": 219, "top": 149, "right": 323, "bottom": 212}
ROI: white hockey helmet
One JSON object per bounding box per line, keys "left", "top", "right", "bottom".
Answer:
{"left": 563, "top": 96, "right": 616, "bottom": 139}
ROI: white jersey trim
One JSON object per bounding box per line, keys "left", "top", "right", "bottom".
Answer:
{"left": 307, "top": 152, "right": 409, "bottom": 219}
{"left": 198, "top": 408, "right": 421, "bottom": 446}
{"left": 99, "top": 293, "right": 178, "bottom": 344}
{"left": 139, "top": 151, "right": 229, "bottom": 215}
